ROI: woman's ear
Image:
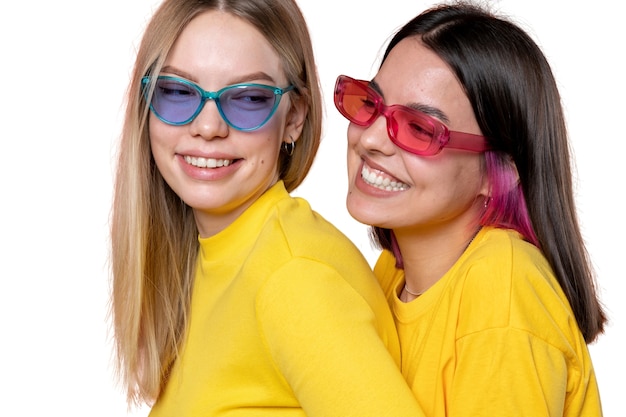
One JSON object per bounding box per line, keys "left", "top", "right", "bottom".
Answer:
{"left": 284, "top": 95, "right": 308, "bottom": 143}
{"left": 478, "top": 154, "right": 519, "bottom": 199}
{"left": 478, "top": 158, "right": 492, "bottom": 199}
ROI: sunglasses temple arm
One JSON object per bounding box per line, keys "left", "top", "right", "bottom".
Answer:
{"left": 447, "top": 132, "right": 491, "bottom": 152}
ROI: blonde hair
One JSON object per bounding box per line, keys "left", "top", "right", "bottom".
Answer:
{"left": 110, "top": 0, "right": 321, "bottom": 404}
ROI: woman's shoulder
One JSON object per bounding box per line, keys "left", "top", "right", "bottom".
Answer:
{"left": 468, "top": 227, "right": 552, "bottom": 276}
{"left": 458, "top": 227, "right": 558, "bottom": 299}
{"left": 274, "top": 195, "right": 364, "bottom": 254}
{"left": 456, "top": 228, "right": 580, "bottom": 347}
{"left": 253, "top": 194, "right": 375, "bottom": 288}
{"left": 257, "top": 197, "right": 393, "bottom": 328}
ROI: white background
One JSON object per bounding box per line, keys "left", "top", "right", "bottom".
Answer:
{"left": 0, "top": 0, "right": 623, "bottom": 415}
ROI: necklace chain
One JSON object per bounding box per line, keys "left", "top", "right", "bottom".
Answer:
{"left": 403, "top": 283, "right": 426, "bottom": 297}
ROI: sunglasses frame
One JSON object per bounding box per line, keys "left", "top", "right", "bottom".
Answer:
{"left": 141, "top": 75, "right": 294, "bottom": 131}
{"left": 334, "top": 75, "right": 490, "bottom": 156}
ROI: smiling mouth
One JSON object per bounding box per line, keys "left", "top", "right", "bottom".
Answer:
{"left": 184, "top": 156, "right": 234, "bottom": 168}
{"left": 361, "top": 164, "right": 409, "bottom": 191}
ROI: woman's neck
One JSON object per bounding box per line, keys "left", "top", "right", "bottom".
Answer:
{"left": 396, "top": 223, "right": 481, "bottom": 301}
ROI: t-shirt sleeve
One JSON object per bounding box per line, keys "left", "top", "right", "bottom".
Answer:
{"left": 256, "top": 257, "right": 424, "bottom": 417}
{"left": 449, "top": 327, "right": 570, "bottom": 416}
{"left": 448, "top": 241, "right": 599, "bottom": 417}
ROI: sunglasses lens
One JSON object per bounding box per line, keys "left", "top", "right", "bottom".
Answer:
{"left": 393, "top": 109, "right": 439, "bottom": 154}
{"left": 336, "top": 78, "right": 376, "bottom": 125}
{"left": 219, "top": 86, "right": 278, "bottom": 130}
{"left": 151, "top": 78, "right": 201, "bottom": 124}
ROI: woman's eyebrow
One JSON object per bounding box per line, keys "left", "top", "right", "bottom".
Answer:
{"left": 160, "top": 66, "right": 277, "bottom": 85}
{"left": 369, "top": 79, "right": 451, "bottom": 124}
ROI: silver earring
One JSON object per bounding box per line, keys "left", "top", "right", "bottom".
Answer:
{"left": 282, "top": 139, "right": 295, "bottom": 156}
{"left": 484, "top": 197, "right": 491, "bottom": 208}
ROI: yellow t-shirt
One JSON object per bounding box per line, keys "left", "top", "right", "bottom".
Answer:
{"left": 375, "top": 227, "right": 602, "bottom": 416}
{"left": 149, "top": 181, "right": 422, "bottom": 416}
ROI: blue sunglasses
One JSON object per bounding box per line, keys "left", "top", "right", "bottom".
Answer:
{"left": 141, "top": 76, "right": 294, "bottom": 131}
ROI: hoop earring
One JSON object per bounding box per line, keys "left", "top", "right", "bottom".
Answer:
{"left": 282, "top": 139, "right": 295, "bottom": 156}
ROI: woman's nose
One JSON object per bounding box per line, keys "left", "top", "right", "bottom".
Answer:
{"left": 188, "top": 100, "right": 229, "bottom": 140}
{"left": 353, "top": 115, "right": 396, "bottom": 155}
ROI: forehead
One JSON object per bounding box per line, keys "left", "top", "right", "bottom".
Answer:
{"left": 375, "top": 37, "right": 475, "bottom": 129}
{"left": 164, "top": 10, "right": 285, "bottom": 85}
{"left": 375, "top": 37, "right": 466, "bottom": 105}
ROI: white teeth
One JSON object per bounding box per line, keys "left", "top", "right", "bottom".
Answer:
{"left": 184, "top": 155, "right": 232, "bottom": 168}
{"left": 362, "top": 165, "right": 408, "bottom": 191}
